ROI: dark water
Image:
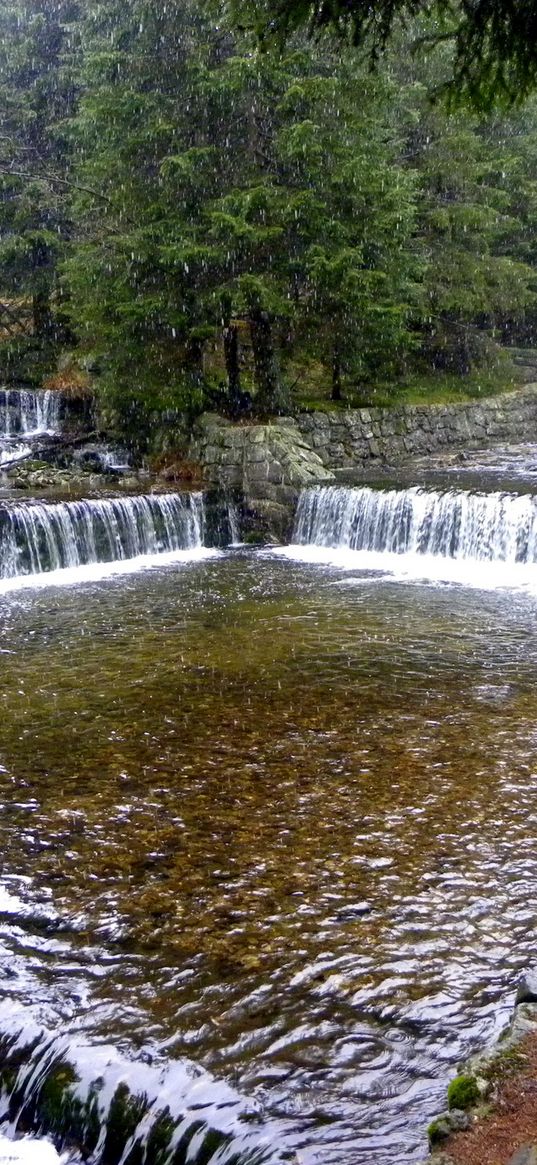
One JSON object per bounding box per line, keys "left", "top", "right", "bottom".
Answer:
{"left": 1, "top": 551, "right": 537, "bottom": 1162}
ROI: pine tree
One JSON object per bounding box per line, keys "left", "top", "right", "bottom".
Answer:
{"left": 0, "top": 0, "right": 79, "bottom": 355}
{"left": 390, "top": 38, "right": 537, "bottom": 374}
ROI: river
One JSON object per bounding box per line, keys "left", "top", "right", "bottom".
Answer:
{"left": 2, "top": 515, "right": 537, "bottom": 1162}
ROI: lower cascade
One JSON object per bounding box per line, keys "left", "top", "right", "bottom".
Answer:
{"left": 0, "top": 1008, "right": 281, "bottom": 1165}
{"left": 0, "top": 492, "right": 206, "bottom": 579}
{"left": 294, "top": 484, "right": 537, "bottom": 563}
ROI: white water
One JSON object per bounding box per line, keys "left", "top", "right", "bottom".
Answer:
{"left": 0, "top": 1136, "right": 70, "bottom": 1164}
{"left": 283, "top": 484, "right": 537, "bottom": 589}
{"left": 0, "top": 492, "right": 209, "bottom": 588}
{"left": 0, "top": 547, "right": 219, "bottom": 595}
{"left": 0, "top": 444, "right": 31, "bottom": 467}
{"left": 0, "top": 390, "right": 60, "bottom": 436}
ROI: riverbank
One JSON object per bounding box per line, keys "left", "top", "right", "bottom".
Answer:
{"left": 448, "top": 1033, "right": 537, "bottom": 1164}
{"left": 423, "top": 985, "right": 537, "bottom": 1165}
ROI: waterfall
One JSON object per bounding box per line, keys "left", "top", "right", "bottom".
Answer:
{"left": 0, "top": 492, "right": 206, "bottom": 580}
{"left": 0, "top": 389, "right": 60, "bottom": 436}
{"left": 294, "top": 485, "right": 537, "bottom": 564}
{"left": 0, "top": 1008, "right": 280, "bottom": 1165}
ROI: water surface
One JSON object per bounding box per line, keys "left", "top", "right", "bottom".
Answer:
{"left": 1, "top": 552, "right": 537, "bottom": 1162}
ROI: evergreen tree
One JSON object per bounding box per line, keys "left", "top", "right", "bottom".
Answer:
{"left": 67, "top": 3, "right": 420, "bottom": 426}
{"left": 0, "top": 1, "right": 78, "bottom": 349}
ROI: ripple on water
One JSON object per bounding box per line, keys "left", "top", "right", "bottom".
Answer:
{"left": 0, "top": 555, "right": 537, "bottom": 1161}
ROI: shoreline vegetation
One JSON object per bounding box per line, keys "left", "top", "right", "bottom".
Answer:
{"left": 423, "top": 982, "right": 537, "bottom": 1165}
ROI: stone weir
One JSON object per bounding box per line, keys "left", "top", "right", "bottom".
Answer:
{"left": 5, "top": 383, "right": 536, "bottom": 545}
{"left": 0, "top": 1004, "right": 289, "bottom": 1165}
{"left": 189, "top": 386, "right": 537, "bottom": 539}
{"left": 189, "top": 413, "right": 334, "bottom": 541}
{"left": 0, "top": 491, "right": 237, "bottom": 584}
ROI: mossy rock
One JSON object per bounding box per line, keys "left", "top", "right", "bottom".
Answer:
{"left": 0, "top": 1067, "right": 18, "bottom": 1096}
{"left": 170, "top": 1119, "right": 230, "bottom": 1165}
{"left": 428, "top": 1116, "right": 451, "bottom": 1146}
{"left": 102, "top": 1082, "right": 148, "bottom": 1165}
{"left": 447, "top": 1074, "right": 479, "bottom": 1111}
{"left": 37, "top": 1064, "right": 84, "bottom": 1140}
{"left": 18, "top": 460, "right": 49, "bottom": 472}
{"left": 142, "top": 1109, "right": 175, "bottom": 1165}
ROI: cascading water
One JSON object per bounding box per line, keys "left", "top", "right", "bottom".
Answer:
{"left": 0, "top": 389, "right": 60, "bottom": 436}
{"left": 294, "top": 484, "right": 537, "bottom": 562}
{"left": 0, "top": 492, "right": 206, "bottom": 581}
{"left": 0, "top": 1007, "right": 280, "bottom": 1165}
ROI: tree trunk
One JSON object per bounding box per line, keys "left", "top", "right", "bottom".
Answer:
{"left": 185, "top": 335, "right": 204, "bottom": 387}
{"left": 223, "top": 322, "right": 243, "bottom": 416}
{"left": 32, "top": 291, "right": 53, "bottom": 339}
{"left": 331, "top": 346, "right": 342, "bottom": 402}
{"left": 249, "top": 306, "right": 289, "bottom": 415}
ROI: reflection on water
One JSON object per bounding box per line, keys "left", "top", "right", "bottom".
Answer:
{"left": 1, "top": 552, "right": 537, "bottom": 1162}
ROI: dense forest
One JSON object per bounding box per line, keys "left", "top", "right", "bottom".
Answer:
{"left": 2, "top": 0, "right": 537, "bottom": 443}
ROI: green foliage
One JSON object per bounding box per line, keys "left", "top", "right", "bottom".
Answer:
{"left": 230, "top": 0, "right": 537, "bottom": 108}
{"left": 0, "top": 1, "right": 79, "bottom": 340}
{"left": 447, "top": 1073, "right": 480, "bottom": 1111}
{"left": 2, "top": 0, "right": 537, "bottom": 441}
{"left": 427, "top": 1115, "right": 450, "bottom": 1146}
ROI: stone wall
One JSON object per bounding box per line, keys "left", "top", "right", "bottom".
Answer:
{"left": 190, "top": 413, "right": 334, "bottom": 540}
{"left": 296, "top": 384, "right": 537, "bottom": 468}
{"left": 189, "top": 386, "right": 537, "bottom": 539}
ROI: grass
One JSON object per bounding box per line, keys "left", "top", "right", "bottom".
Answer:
{"left": 295, "top": 366, "right": 521, "bottom": 412}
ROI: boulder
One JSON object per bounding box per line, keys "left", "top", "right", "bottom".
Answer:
{"left": 516, "top": 970, "right": 537, "bottom": 1005}
{"left": 508, "top": 1147, "right": 537, "bottom": 1165}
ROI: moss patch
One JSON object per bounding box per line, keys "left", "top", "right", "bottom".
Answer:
{"left": 428, "top": 1116, "right": 450, "bottom": 1146}
{"left": 447, "top": 1074, "right": 480, "bottom": 1111}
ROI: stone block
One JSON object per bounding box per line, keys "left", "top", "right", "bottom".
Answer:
{"left": 248, "top": 428, "right": 268, "bottom": 444}
{"left": 328, "top": 443, "right": 346, "bottom": 460}
{"left": 245, "top": 446, "right": 266, "bottom": 464}
{"left": 215, "top": 466, "right": 242, "bottom": 487}
{"left": 246, "top": 461, "right": 269, "bottom": 482}
{"left": 266, "top": 461, "right": 284, "bottom": 485}
{"left": 516, "top": 969, "right": 537, "bottom": 1005}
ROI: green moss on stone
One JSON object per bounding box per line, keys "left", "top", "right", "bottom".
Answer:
{"left": 427, "top": 1116, "right": 449, "bottom": 1146}
{"left": 102, "top": 1082, "right": 147, "bottom": 1165}
{"left": 38, "top": 1063, "right": 80, "bottom": 1132}
{"left": 0, "top": 1067, "right": 17, "bottom": 1097}
{"left": 79, "top": 1089, "right": 101, "bottom": 1156}
{"left": 447, "top": 1073, "right": 479, "bottom": 1111}
{"left": 143, "top": 1110, "right": 175, "bottom": 1164}
{"left": 485, "top": 1044, "right": 527, "bottom": 1082}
